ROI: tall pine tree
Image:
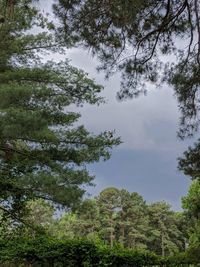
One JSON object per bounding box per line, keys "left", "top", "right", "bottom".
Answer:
{"left": 0, "top": 0, "right": 120, "bottom": 220}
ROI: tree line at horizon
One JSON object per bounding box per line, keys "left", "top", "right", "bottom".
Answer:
{"left": 2, "top": 181, "right": 199, "bottom": 259}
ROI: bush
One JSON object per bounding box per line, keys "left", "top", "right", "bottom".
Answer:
{"left": 0, "top": 237, "right": 198, "bottom": 267}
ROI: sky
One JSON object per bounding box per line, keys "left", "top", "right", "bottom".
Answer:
{"left": 53, "top": 48, "right": 192, "bottom": 210}
{"left": 41, "top": 0, "right": 192, "bottom": 210}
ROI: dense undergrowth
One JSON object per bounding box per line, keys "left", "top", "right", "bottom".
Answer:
{"left": 0, "top": 237, "right": 199, "bottom": 267}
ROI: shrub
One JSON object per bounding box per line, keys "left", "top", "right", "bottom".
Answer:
{"left": 0, "top": 237, "right": 198, "bottom": 267}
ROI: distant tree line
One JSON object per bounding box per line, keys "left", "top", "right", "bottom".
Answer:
{"left": 2, "top": 181, "right": 200, "bottom": 258}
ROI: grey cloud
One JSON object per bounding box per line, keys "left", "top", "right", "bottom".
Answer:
{"left": 47, "top": 43, "right": 192, "bottom": 210}
{"left": 62, "top": 49, "right": 186, "bottom": 153}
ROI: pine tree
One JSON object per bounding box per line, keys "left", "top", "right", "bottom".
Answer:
{"left": 147, "top": 202, "right": 183, "bottom": 256}
{"left": 125, "top": 192, "right": 149, "bottom": 249}
{"left": 76, "top": 199, "right": 100, "bottom": 237}
{"left": 0, "top": 0, "right": 120, "bottom": 220}
{"left": 97, "top": 187, "right": 120, "bottom": 247}
{"left": 117, "top": 190, "right": 149, "bottom": 249}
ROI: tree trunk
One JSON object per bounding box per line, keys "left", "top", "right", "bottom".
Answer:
{"left": 110, "top": 217, "right": 114, "bottom": 248}
{"left": 7, "top": 0, "right": 15, "bottom": 18}
{"left": 120, "top": 209, "right": 125, "bottom": 247}
{"left": 120, "top": 223, "right": 125, "bottom": 247}
{"left": 161, "top": 231, "right": 165, "bottom": 257}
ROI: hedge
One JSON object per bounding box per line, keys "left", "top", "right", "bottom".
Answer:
{"left": 0, "top": 237, "right": 199, "bottom": 267}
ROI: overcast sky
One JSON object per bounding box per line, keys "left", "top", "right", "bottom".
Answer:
{"left": 41, "top": 0, "right": 192, "bottom": 210}
{"left": 49, "top": 48, "right": 192, "bottom": 210}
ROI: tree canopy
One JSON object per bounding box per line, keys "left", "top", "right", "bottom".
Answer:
{"left": 10, "top": 187, "right": 188, "bottom": 257}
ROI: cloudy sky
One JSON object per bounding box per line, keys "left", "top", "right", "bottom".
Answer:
{"left": 42, "top": 0, "right": 192, "bottom": 210}
{"left": 53, "top": 48, "right": 192, "bottom": 211}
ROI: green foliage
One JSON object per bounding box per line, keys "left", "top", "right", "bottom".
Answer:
{"left": 42, "top": 188, "right": 187, "bottom": 256}
{"left": 0, "top": 237, "right": 199, "bottom": 267}
{"left": 50, "top": 212, "right": 80, "bottom": 240}
{"left": 25, "top": 199, "right": 55, "bottom": 226}
{"left": 186, "top": 244, "right": 200, "bottom": 264}
{"left": 0, "top": 236, "right": 160, "bottom": 266}
{"left": 117, "top": 190, "right": 149, "bottom": 249}
{"left": 179, "top": 143, "right": 200, "bottom": 179}
{"left": 182, "top": 179, "right": 200, "bottom": 218}
{"left": 97, "top": 187, "right": 120, "bottom": 248}
{"left": 0, "top": 188, "right": 197, "bottom": 266}
{"left": 0, "top": 0, "right": 120, "bottom": 219}
{"left": 182, "top": 180, "right": 200, "bottom": 249}
{"left": 147, "top": 202, "right": 184, "bottom": 256}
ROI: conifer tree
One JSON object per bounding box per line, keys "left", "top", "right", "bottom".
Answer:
{"left": 10, "top": 187, "right": 187, "bottom": 254}
{"left": 97, "top": 187, "right": 120, "bottom": 247}
{"left": 147, "top": 202, "right": 182, "bottom": 256}
{"left": 182, "top": 180, "right": 200, "bottom": 248}
{"left": 0, "top": 0, "right": 120, "bottom": 220}
{"left": 125, "top": 192, "right": 149, "bottom": 249}
{"left": 117, "top": 190, "right": 149, "bottom": 249}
